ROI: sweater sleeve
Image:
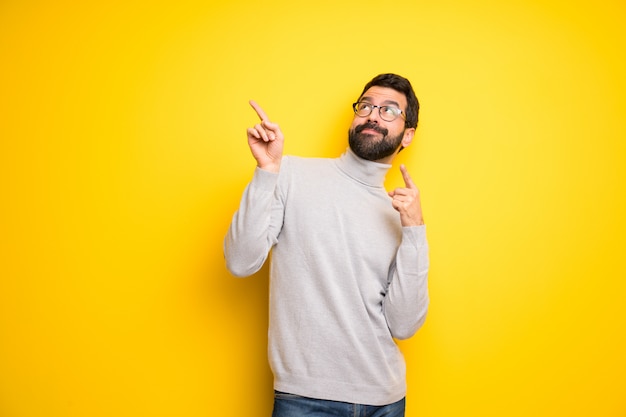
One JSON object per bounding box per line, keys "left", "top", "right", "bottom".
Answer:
{"left": 383, "top": 225, "right": 430, "bottom": 339}
{"left": 223, "top": 166, "right": 284, "bottom": 277}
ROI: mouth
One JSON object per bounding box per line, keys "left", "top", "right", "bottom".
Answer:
{"left": 361, "top": 128, "right": 381, "bottom": 135}
{"left": 355, "top": 123, "right": 387, "bottom": 137}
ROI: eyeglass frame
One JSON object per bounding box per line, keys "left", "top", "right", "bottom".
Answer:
{"left": 352, "top": 101, "right": 406, "bottom": 122}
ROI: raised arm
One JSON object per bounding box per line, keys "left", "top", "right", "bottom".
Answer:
{"left": 383, "top": 165, "right": 429, "bottom": 339}
{"left": 224, "top": 101, "right": 286, "bottom": 277}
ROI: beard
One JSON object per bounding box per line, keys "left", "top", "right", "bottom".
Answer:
{"left": 348, "top": 122, "right": 404, "bottom": 162}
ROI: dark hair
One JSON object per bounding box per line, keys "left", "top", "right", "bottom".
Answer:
{"left": 357, "top": 73, "right": 419, "bottom": 129}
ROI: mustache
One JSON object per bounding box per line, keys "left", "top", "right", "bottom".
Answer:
{"left": 355, "top": 122, "right": 388, "bottom": 136}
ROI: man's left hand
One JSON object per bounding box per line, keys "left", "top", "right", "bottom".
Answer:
{"left": 388, "top": 164, "right": 424, "bottom": 227}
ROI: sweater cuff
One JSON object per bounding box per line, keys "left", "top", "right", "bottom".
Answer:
{"left": 402, "top": 225, "right": 428, "bottom": 247}
{"left": 252, "top": 166, "right": 279, "bottom": 192}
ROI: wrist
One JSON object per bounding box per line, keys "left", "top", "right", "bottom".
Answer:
{"left": 401, "top": 215, "right": 424, "bottom": 227}
{"left": 257, "top": 162, "right": 280, "bottom": 173}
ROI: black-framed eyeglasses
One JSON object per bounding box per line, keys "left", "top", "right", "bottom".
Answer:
{"left": 352, "top": 102, "right": 405, "bottom": 122}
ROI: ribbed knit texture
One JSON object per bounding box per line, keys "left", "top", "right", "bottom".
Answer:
{"left": 224, "top": 148, "right": 429, "bottom": 406}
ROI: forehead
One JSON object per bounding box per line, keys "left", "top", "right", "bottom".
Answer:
{"left": 360, "top": 86, "right": 407, "bottom": 109}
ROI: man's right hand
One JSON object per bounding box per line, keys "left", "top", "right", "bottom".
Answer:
{"left": 246, "top": 100, "right": 284, "bottom": 173}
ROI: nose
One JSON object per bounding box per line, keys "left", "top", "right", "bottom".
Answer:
{"left": 367, "top": 106, "right": 381, "bottom": 123}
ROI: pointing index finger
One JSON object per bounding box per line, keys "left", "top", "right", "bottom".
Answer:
{"left": 400, "top": 164, "right": 417, "bottom": 190}
{"left": 249, "top": 100, "right": 270, "bottom": 122}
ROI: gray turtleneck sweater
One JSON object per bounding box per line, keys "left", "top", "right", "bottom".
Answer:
{"left": 224, "top": 148, "right": 429, "bottom": 406}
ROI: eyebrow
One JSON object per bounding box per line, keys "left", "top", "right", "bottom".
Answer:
{"left": 360, "top": 96, "right": 401, "bottom": 108}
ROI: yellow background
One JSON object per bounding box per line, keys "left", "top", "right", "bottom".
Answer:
{"left": 1, "top": 1, "right": 625, "bottom": 416}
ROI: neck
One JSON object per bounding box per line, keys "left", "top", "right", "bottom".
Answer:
{"left": 335, "top": 148, "right": 391, "bottom": 187}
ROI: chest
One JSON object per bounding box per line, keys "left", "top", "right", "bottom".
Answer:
{"left": 281, "top": 170, "right": 402, "bottom": 264}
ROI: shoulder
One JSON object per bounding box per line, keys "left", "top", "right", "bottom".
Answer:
{"left": 277, "top": 156, "right": 338, "bottom": 191}
{"left": 281, "top": 155, "right": 335, "bottom": 172}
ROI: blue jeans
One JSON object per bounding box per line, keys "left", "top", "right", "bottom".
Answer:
{"left": 271, "top": 391, "right": 405, "bottom": 417}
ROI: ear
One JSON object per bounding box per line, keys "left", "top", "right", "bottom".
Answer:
{"left": 401, "top": 127, "right": 416, "bottom": 149}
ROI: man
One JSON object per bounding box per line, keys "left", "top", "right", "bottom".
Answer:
{"left": 224, "top": 73, "right": 429, "bottom": 417}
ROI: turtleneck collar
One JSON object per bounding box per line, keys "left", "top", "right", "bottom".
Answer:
{"left": 334, "top": 147, "right": 391, "bottom": 188}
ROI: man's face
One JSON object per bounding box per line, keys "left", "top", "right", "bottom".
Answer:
{"left": 348, "top": 86, "right": 413, "bottom": 162}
